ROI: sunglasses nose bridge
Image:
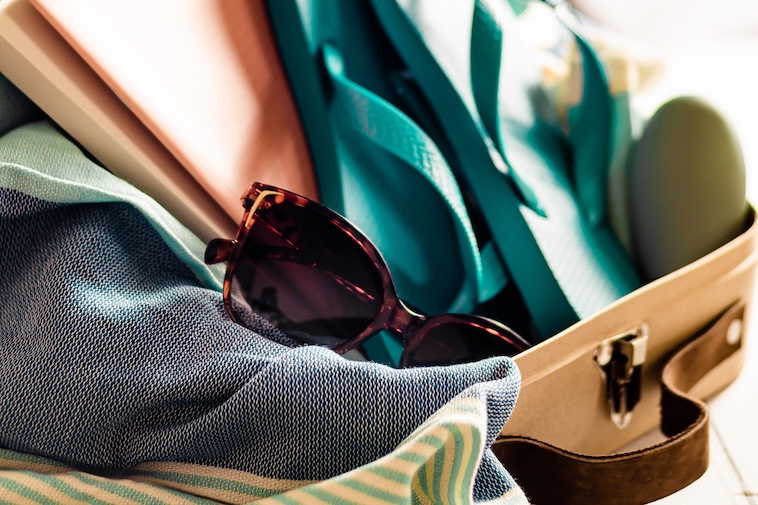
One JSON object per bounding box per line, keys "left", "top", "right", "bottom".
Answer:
{"left": 385, "top": 300, "right": 426, "bottom": 344}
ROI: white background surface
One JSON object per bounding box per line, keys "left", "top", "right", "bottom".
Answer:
{"left": 572, "top": 2, "right": 758, "bottom": 502}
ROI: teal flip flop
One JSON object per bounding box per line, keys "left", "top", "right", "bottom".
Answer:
{"left": 368, "top": 0, "right": 642, "bottom": 338}
{"left": 264, "top": 0, "right": 508, "bottom": 365}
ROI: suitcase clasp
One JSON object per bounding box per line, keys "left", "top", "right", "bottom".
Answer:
{"left": 594, "top": 325, "right": 649, "bottom": 428}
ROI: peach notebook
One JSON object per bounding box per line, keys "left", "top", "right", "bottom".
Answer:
{"left": 0, "top": 0, "right": 236, "bottom": 241}
{"left": 30, "top": 0, "right": 318, "bottom": 232}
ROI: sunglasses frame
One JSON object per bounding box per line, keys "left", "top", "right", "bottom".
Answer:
{"left": 206, "top": 182, "right": 529, "bottom": 367}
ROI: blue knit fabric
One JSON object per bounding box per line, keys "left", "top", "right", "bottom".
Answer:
{"left": 0, "top": 117, "right": 522, "bottom": 499}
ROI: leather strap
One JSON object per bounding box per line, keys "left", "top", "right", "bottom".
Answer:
{"left": 492, "top": 302, "right": 745, "bottom": 504}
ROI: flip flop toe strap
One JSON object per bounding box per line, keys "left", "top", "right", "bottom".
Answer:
{"left": 323, "top": 43, "right": 507, "bottom": 307}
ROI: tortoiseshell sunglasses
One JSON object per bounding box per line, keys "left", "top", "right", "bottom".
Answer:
{"left": 205, "top": 182, "right": 530, "bottom": 367}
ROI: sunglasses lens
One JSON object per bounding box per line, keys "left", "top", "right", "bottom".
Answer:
{"left": 407, "top": 320, "right": 525, "bottom": 367}
{"left": 229, "top": 200, "right": 384, "bottom": 348}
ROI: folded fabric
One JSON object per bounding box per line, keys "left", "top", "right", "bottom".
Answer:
{"left": 0, "top": 117, "right": 525, "bottom": 503}
{"left": 0, "top": 392, "right": 528, "bottom": 504}
{"left": 0, "top": 73, "right": 223, "bottom": 290}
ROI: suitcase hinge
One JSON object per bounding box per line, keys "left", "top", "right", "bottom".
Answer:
{"left": 594, "top": 325, "right": 649, "bottom": 428}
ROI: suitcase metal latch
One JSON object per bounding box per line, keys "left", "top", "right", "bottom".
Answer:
{"left": 594, "top": 325, "right": 649, "bottom": 428}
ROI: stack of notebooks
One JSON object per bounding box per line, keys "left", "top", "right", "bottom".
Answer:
{"left": 0, "top": 0, "right": 319, "bottom": 241}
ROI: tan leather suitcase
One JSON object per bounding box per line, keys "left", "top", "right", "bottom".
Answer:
{"left": 495, "top": 208, "right": 758, "bottom": 504}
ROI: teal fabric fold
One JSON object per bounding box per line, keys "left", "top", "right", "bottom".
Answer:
{"left": 0, "top": 73, "right": 222, "bottom": 289}
{"left": 0, "top": 121, "right": 223, "bottom": 290}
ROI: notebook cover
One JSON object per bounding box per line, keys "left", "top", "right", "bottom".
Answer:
{"left": 0, "top": 0, "right": 235, "bottom": 241}
{"left": 32, "top": 0, "right": 319, "bottom": 220}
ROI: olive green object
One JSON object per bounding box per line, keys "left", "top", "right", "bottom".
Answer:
{"left": 628, "top": 96, "right": 748, "bottom": 281}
